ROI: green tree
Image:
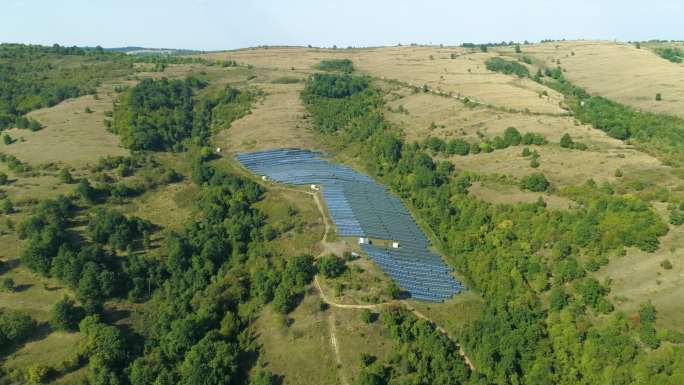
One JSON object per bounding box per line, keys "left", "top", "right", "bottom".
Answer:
{"left": 51, "top": 296, "right": 85, "bottom": 331}
{"left": 57, "top": 168, "right": 74, "bottom": 184}
{"left": 520, "top": 173, "right": 549, "bottom": 192}
{"left": 1, "top": 198, "right": 13, "bottom": 214}
{"left": 249, "top": 371, "right": 277, "bottom": 385}
{"left": 3, "top": 134, "right": 13, "bottom": 145}
{"left": 639, "top": 324, "right": 661, "bottom": 349}
{"left": 360, "top": 309, "right": 377, "bottom": 324}
{"left": 656, "top": 93, "right": 662, "bottom": 101}
{"left": 446, "top": 138, "right": 470, "bottom": 155}
{"left": 521, "top": 147, "right": 531, "bottom": 157}
{"left": 560, "top": 133, "right": 574, "bottom": 148}
{"left": 504, "top": 126, "right": 522, "bottom": 146}
{"left": 317, "top": 255, "right": 346, "bottom": 278}
{"left": 0, "top": 309, "right": 36, "bottom": 345}
{"left": 0, "top": 172, "right": 7, "bottom": 185}
{"left": 638, "top": 302, "right": 657, "bottom": 323}
{"left": 179, "top": 331, "right": 237, "bottom": 385}
{"left": 660, "top": 259, "right": 673, "bottom": 270}
{"left": 2, "top": 277, "right": 15, "bottom": 292}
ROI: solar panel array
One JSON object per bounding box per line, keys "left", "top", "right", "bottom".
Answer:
{"left": 236, "top": 148, "right": 464, "bottom": 302}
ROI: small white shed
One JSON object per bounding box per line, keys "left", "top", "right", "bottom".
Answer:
{"left": 310, "top": 184, "right": 320, "bottom": 191}
{"left": 392, "top": 242, "right": 400, "bottom": 249}
{"left": 358, "top": 237, "right": 369, "bottom": 245}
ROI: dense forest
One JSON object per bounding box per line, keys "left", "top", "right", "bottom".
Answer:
{"left": 112, "top": 78, "right": 255, "bottom": 151}
{"left": 301, "top": 71, "right": 684, "bottom": 385}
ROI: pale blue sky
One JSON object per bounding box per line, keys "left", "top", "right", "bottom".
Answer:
{"left": 1, "top": 0, "right": 681, "bottom": 51}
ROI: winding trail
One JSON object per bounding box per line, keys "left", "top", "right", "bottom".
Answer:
{"left": 236, "top": 159, "right": 476, "bottom": 379}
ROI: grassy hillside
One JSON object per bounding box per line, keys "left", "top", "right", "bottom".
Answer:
{"left": 2, "top": 41, "right": 684, "bottom": 385}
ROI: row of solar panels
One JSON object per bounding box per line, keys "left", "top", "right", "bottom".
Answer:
{"left": 236, "top": 148, "right": 464, "bottom": 302}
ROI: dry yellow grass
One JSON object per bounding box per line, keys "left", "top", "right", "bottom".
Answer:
{"left": 255, "top": 187, "right": 325, "bottom": 257}
{"left": 387, "top": 91, "right": 578, "bottom": 143}
{"left": 4, "top": 331, "right": 84, "bottom": 371}
{"left": 119, "top": 181, "right": 198, "bottom": 233}
{"left": 215, "top": 80, "right": 319, "bottom": 154}
{"left": 469, "top": 181, "right": 573, "bottom": 210}
{"left": 0, "top": 234, "right": 73, "bottom": 323}
{"left": 203, "top": 46, "right": 566, "bottom": 114}
{"left": 253, "top": 290, "right": 338, "bottom": 385}
{"left": 525, "top": 40, "right": 684, "bottom": 118}
{"left": 0, "top": 83, "right": 127, "bottom": 168}
{"left": 451, "top": 143, "right": 676, "bottom": 189}
{"left": 331, "top": 306, "right": 395, "bottom": 383}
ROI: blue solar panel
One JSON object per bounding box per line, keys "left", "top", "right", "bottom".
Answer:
{"left": 236, "top": 148, "right": 464, "bottom": 302}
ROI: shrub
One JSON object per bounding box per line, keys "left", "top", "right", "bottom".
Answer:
{"left": 521, "top": 147, "right": 531, "bottom": 157}
{"left": 655, "top": 93, "right": 662, "bottom": 101}
{"left": 485, "top": 57, "right": 529, "bottom": 77}
{"left": 359, "top": 352, "right": 376, "bottom": 366}
{"left": 303, "top": 73, "right": 369, "bottom": 99}
{"left": 639, "top": 324, "right": 661, "bottom": 349}
{"left": 360, "top": 309, "right": 377, "bottom": 324}
{"left": 1, "top": 198, "right": 14, "bottom": 214}
{"left": 521, "top": 132, "right": 546, "bottom": 145}
{"left": 560, "top": 133, "right": 574, "bottom": 148}
{"left": 638, "top": 302, "right": 657, "bottom": 323}
{"left": 2, "top": 277, "right": 15, "bottom": 292}
{"left": 57, "top": 168, "right": 74, "bottom": 184}
{"left": 0, "top": 172, "right": 7, "bottom": 185}
{"left": 317, "top": 59, "right": 354, "bottom": 73}
{"left": 446, "top": 139, "right": 470, "bottom": 155}
{"left": 249, "top": 371, "right": 278, "bottom": 385}
{"left": 530, "top": 158, "right": 540, "bottom": 168}
{"left": 520, "top": 173, "right": 550, "bottom": 192}
{"left": 654, "top": 47, "right": 683, "bottom": 63}
{"left": 317, "top": 255, "right": 347, "bottom": 278}
{"left": 503, "top": 126, "right": 522, "bottom": 146}
{"left": 3, "top": 134, "right": 13, "bottom": 145}
{"left": 669, "top": 210, "right": 684, "bottom": 225}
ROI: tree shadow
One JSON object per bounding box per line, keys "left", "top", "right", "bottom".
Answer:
{"left": 101, "top": 308, "right": 131, "bottom": 324}
{"left": 0, "top": 258, "right": 21, "bottom": 273}
{"left": 12, "top": 283, "right": 33, "bottom": 292}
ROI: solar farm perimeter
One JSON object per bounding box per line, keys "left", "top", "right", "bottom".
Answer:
{"left": 236, "top": 148, "right": 464, "bottom": 302}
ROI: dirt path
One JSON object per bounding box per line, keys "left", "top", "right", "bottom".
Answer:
{"left": 239, "top": 161, "right": 477, "bottom": 378}
{"left": 312, "top": 192, "right": 331, "bottom": 243}
{"left": 326, "top": 312, "right": 349, "bottom": 385}
{"left": 314, "top": 276, "right": 387, "bottom": 310}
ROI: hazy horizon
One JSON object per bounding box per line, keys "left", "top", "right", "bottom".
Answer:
{"left": 2, "top": 0, "right": 683, "bottom": 51}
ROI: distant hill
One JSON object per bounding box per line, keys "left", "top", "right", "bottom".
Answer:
{"left": 104, "top": 46, "right": 203, "bottom": 55}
